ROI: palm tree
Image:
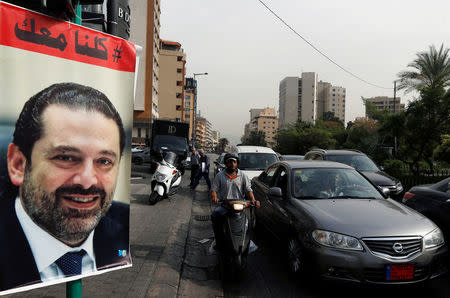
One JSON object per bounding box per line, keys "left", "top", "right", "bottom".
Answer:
{"left": 397, "top": 44, "right": 450, "bottom": 92}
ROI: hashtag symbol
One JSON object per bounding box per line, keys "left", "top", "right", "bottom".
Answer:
{"left": 112, "top": 46, "right": 123, "bottom": 63}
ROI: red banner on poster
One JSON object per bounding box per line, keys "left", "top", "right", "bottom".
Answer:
{"left": 0, "top": 2, "right": 135, "bottom": 72}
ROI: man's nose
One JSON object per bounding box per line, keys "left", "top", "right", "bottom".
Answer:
{"left": 73, "top": 161, "right": 98, "bottom": 189}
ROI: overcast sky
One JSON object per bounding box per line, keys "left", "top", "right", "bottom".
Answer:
{"left": 160, "top": 0, "right": 450, "bottom": 145}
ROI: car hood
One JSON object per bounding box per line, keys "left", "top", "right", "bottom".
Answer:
{"left": 360, "top": 171, "right": 398, "bottom": 186}
{"left": 296, "top": 198, "right": 436, "bottom": 238}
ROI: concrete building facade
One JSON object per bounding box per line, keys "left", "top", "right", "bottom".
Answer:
{"left": 279, "top": 72, "right": 346, "bottom": 127}
{"left": 195, "top": 116, "right": 213, "bottom": 150}
{"left": 130, "top": 0, "right": 161, "bottom": 145}
{"left": 244, "top": 108, "right": 279, "bottom": 148}
{"left": 365, "top": 96, "right": 405, "bottom": 116}
{"left": 158, "top": 39, "right": 186, "bottom": 121}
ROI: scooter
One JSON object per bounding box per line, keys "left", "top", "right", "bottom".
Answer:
{"left": 216, "top": 199, "right": 256, "bottom": 279}
{"left": 148, "top": 151, "right": 182, "bottom": 205}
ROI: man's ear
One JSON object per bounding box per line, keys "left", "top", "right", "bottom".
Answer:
{"left": 7, "top": 143, "right": 27, "bottom": 186}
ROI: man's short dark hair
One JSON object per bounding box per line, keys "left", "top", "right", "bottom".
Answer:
{"left": 13, "top": 83, "right": 126, "bottom": 160}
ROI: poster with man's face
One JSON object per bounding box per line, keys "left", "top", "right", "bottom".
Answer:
{"left": 0, "top": 2, "right": 134, "bottom": 294}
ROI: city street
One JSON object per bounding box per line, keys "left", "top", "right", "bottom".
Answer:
{"left": 6, "top": 155, "right": 450, "bottom": 298}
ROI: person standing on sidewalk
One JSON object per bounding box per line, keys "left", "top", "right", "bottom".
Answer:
{"left": 189, "top": 147, "right": 200, "bottom": 188}
{"left": 210, "top": 153, "right": 260, "bottom": 250}
{"left": 191, "top": 149, "right": 211, "bottom": 190}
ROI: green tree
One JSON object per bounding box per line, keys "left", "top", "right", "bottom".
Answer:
{"left": 216, "top": 138, "right": 229, "bottom": 153}
{"left": 242, "top": 130, "right": 267, "bottom": 146}
{"left": 397, "top": 44, "right": 450, "bottom": 92}
{"left": 275, "top": 121, "right": 335, "bottom": 154}
{"left": 433, "top": 134, "right": 450, "bottom": 165}
{"left": 397, "top": 87, "right": 450, "bottom": 172}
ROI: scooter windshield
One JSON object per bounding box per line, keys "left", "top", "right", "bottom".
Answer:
{"left": 163, "top": 152, "right": 177, "bottom": 165}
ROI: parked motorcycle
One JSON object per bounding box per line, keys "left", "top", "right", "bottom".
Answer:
{"left": 216, "top": 199, "right": 256, "bottom": 279}
{"left": 149, "top": 151, "right": 182, "bottom": 205}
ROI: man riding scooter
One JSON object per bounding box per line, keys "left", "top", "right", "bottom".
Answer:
{"left": 210, "top": 153, "right": 260, "bottom": 251}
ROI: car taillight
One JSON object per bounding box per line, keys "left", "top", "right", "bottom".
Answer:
{"left": 402, "top": 192, "right": 415, "bottom": 203}
{"left": 172, "top": 170, "right": 178, "bottom": 175}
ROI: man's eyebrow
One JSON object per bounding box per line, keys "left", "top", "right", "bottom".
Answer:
{"left": 46, "top": 146, "right": 81, "bottom": 156}
{"left": 99, "top": 150, "right": 118, "bottom": 160}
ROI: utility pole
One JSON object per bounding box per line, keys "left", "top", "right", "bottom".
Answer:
{"left": 393, "top": 81, "right": 397, "bottom": 156}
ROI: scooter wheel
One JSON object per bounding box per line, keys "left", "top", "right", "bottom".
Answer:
{"left": 149, "top": 192, "right": 159, "bottom": 205}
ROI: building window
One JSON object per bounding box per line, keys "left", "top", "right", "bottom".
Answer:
{"left": 185, "top": 115, "right": 190, "bottom": 119}
{"left": 177, "top": 81, "right": 182, "bottom": 86}
{"left": 176, "top": 105, "right": 181, "bottom": 111}
{"left": 185, "top": 95, "right": 191, "bottom": 100}
{"left": 138, "top": 128, "right": 141, "bottom": 138}
{"left": 177, "top": 56, "right": 183, "bottom": 61}
{"left": 176, "top": 93, "right": 182, "bottom": 98}
{"left": 185, "top": 102, "right": 191, "bottom": 107}
{"left": 184, "top": 108, "right": 190, "bottom": 112}
{"left": 177, "top": 68, "right": 182, "bottom": 73}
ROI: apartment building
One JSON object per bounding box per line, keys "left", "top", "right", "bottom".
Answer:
{"left": 158, "top": 39, "right": 186, "bottom": 121}
{"left": 244, "top": 108, "right": 279, "bottom": 148}
{"left": 365, "top": 96, "right": 405, "bottom": 116}
{"left": 195, "top": 116, "right": 213, "bottom": 150}
{"left": 130, "top": 0, "right": 161, "bottom": 145}
{"left": 279, "top": 72, "right": 346, "bottom": 127}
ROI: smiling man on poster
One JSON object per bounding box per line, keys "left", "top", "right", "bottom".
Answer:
{"left": 0, "top": 83, "right": 130, "bottom": 291}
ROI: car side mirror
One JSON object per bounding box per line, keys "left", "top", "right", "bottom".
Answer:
{"left": 269, "top": 187, "right": 283, "bottom": 197}
{"left": 381, "top": 187, "right": 390, "bottom": 198}
{"left": 378, "top": 166, "right": 384, "bottom": 171}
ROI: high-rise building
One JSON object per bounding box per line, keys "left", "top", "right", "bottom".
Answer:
{"left": 279, "top": 72, "right": 345, "bottom": 127}
{"left": 183, "top": 80, "right": 195, "bottom": 141}
{"left": 158, "top": 39, "right": 186, "bottom": 121}
{"left": 365, "top": 96, "right": 405, "bottom": 116}
{"left": 130, "top": 0, "right": 161, "bottom": 145}
{"left": 195, "top": 116, "right": 213, "bottom": 150}
{"left": 243, "top": 108, "right": 279, "bottom": 148}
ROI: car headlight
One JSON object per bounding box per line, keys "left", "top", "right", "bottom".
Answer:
{"left": 395, "top": 182, "right": 403, "bottom": 193}
{"left": 423, "top": 228, "right": 444, "bottom": 249}
{"left": 155, "top": 173, "right": 167, "bottom": 182}
{"left": 312, "top": 230, "right": 363, "bottom": 251}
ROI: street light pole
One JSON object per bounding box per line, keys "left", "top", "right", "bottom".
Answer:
{"left": 192, "top": 72, "right": 208, "bottom": 148}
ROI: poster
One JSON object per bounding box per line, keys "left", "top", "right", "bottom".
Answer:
{"left": 0, "top": 2, "right": 135, "bottom": 294}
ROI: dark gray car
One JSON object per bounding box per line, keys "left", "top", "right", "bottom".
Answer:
{"left": 253, "top": 160, "right": 447, "bottom": 284}
{"left": 304, "top": 149, "right": 404, "bottom": 200}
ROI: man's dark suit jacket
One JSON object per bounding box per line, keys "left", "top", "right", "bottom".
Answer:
{"left": 0, "top": 198, "right": 130, "bottom": 291}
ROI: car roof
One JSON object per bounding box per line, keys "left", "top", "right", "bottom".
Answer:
{"left": 307, "top": 149, "right": 364, "bottom": 156}
{"left": 276, "top": 160, "right": 355, "bottom": 169}
{"left": 234, "top": 145, "right": 277, "bottom": 154}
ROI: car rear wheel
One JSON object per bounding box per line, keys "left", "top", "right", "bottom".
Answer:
{"left": 287, "top": 237, "right": 303, "bottom": 274}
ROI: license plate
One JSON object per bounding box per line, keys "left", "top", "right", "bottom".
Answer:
{"left": 386, "top": 264, "right": 414, "bottom": 280}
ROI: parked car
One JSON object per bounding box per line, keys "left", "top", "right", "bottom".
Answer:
{"left": 280, "top": 155, "right": 304, "bottom": 161}
{"left": 252, "top": 160, "right": 447, "bottom": 284}
{"left": 132, "top": 148, "right": 151, "bottom": 165}
{"left": 213, "top": 153, "right": 226, "bottom": 177}
{"left": 304, "top": 149, "right": 403, "bottom": 200}
{"left": 402, "top": 176, "right": 450, "bottom": 243}
{"left": 230, "top": 145, "right": 279, "bottom": 180}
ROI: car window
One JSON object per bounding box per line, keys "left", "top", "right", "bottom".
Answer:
{"left": 238, "top": 153, "right": 278, "bottom": 170}
{"left": 292, "top": 168, "right": 384, "bottom": 200}
{"left": 327, "top": 154, "right": 379, "bottom": 171}
{"left": 258, "top": 165, "right": 278, "bottom": 186}
{"left": 305, "top": 153, "right": 323, "bottom": 160}
{"left": 274, "top": 167, "right": 288, "bottom": 198}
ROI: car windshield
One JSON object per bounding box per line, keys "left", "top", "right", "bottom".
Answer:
{"left": 238, "top": 153, "right": 278, "bottom": 170}
{"left": 327, "top": 154, "right": 379, "bottom": 171}
{"left": 153, "top": 135, "right": 187, "bottom": 152}
{"left": 292, "top": 168, "right": 384, "bottom": 200}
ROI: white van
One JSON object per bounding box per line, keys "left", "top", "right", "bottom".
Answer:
{"left": 230, "top": 145, "right": 279, "bottom": 180}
